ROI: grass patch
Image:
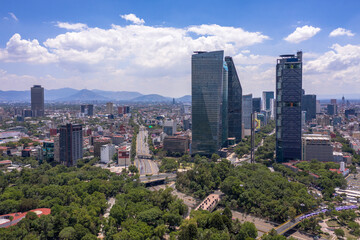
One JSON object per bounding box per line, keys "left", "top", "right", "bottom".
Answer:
{"left": 326, "top": 219, "right": 340, "bottom": 227}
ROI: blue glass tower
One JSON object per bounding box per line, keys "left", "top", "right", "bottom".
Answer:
{"left": 191, "top": 51, "right": 228, "bottom": 155}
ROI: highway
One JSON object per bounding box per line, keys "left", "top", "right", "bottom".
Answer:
{"left": 134, "top": 126, "right": 159, "bottom": 175}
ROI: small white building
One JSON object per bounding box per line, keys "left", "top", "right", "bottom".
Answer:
{"left": 100, "top": 144, "right": 116, "bottom": 163}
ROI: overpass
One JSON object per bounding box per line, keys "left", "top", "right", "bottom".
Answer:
{"left": 274, "top": 205, "right": 358, "bottom": 235}
{"left": 195, "top": 192, "right": 223, "bottom": 212}
{"left": 139, "top": 173, "right": 177, "bottom": 187}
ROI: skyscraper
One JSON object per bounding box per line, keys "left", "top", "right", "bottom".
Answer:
{"left": 31, "top": 85, "right": 44, "bottom": 117}
{"left": 262, "top": 91, "right": 274, "bottom": 111}
{"left": 81, "top": 104, "right": 94, "bottom": 116}
{"left": 242, "top": 94, "right": 253, "bottom": 133}
{"left": 302, "top": 94, "right": 316, "bottom": 121}
{"left": 276, "top": 52, "right": 302, "bottom": 162}
{"left": 59, "top": 124, "right": 83, "bottom": 167}
{"left": 191, "top": 51, "right": 228, "bottom": 155}
{"left": 106, "top": 102, "right": 113, "bottom": 115}
{"left": 252, "top": 98, "right": 261, "bottom": 113}
{"left": 225, "top": 56, "right": 242, "bottom": 143}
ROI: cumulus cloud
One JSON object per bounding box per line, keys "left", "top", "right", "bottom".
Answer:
{"left": 284, "top": 25, "right": 321, "bottom": 43}
{"left": 0, "top": 22, "right": 270, "bottom": 96}
{"left": 329, "top": 27, "right": 354, "bottom": 37}
{"left": 8, "top": 12, "right": 18, "bottom": 21}
{"left": 0, "top": 33, "right": 56, "bottom": 63}
{"left": 120, "top": 13, "right": 145, "bottom": 25}
{"left": 56, "top": 21, "right": 88, "bottom": 31}
{"left": 303, "top": 43, "right": 360, "bottom": 95}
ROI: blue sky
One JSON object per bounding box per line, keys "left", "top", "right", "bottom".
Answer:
{"left": 1, "top": 0, "right": 360, "bottom": 98}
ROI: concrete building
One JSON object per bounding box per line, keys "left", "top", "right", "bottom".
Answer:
{"left": 54, "top": 135, "right": 60, "bottom": 163}
{"left": 270, "top": 98, "right": 276, "bottom": 120}
{"left": 316, "top": 100, "right": 321, "bottom": 114}
{"left": 163, "top": 136, "right": 190, "bottom": 154}
{"left": 302, "top": 134, "right": 333, "bottom": 162}
{"left": 31, "top": 85, "right": 44, "bottom": 117}
{"left": 118, "top": 145, "right": 131, "bottom": 166}
{"left": 191, "top": 50, "right": 228, "bottom": 155}
{"left": 100, "top": 144, "right": 116, "bottom": 163}
{"left": 327, "top": 104, "right": 335, "bottom": 116}
{"left": 276, "top": 52, "right": 302, "bottom": 162}
{"left": 59, "top": 124, "right": 83, "bottom": 167}
{"left": 106, "top": 102, "right": 114, "bottom": 115}
{"left": 94, "top": 138, "right": 112, "bottom": 158}
{"left": 163, "top": 119, "right": 177, "bottom": 136}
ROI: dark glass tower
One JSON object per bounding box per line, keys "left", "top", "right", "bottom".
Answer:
{"left": 31, "top": 85, "right": 44, "bottom": 117}
{"left": 225, "top": 56, "right": 242, "bottom": 143}
{"left": 252, "top": 98, "right": 261, "bottom": 113}
{"left": 191, "top": 51, "right": 228, "bottom": 156}
{"left": 242, "top": 94, "right": 253, "bottom": 130}
{"left": 276, "top": 52, "right": 302, "bottom": 162}
{"left": 59, "top": 124, "right": 83, "bottom": 167}
{"left": 302, "top": 94, "right": 316, "bottom": 121}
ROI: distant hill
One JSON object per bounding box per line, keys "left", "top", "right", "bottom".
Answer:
{"left": 0, "top": 88, "right": 191, "bottom": 103}
{"left": 56, "top": 89, "right": 110, "bottom": 102}
{"left": 45, "top": 88, "right": 79, "bottom": 101}
{"left": 176, "top": 95, "right": 191, "bottom": 103}
{"left": 91, "top": 89, "right": 143, "bottom": 101}
{"left": 131, "top": 94, "right": 172, "bottom": 102}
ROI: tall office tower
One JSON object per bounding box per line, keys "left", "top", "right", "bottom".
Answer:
{"left": 302, "top": 94, "right": 316, "bottom": 121}
{"left": 191, "top": 50, "right": 228, "bottom": 155}
{"left": 225, "top": 56, "right": 242, "bottom": 143}
{"left": 242, "top": 94, "right": 253, "bottom": 131}
{"left": 106, "top": 102, "right": 113, "bottom": 115}
{"left": 327, "top": 104, "right": 335, "bottom": 115}
{"left": 81, "top": 104, "right": 94, "bottom": 116}
{"left": 59, "top": 124, "right": 83, "bottom": 167}
{"left": 252, "top": 98, "right": 261, "bottom": 113}
{"left": 331, "top": 99, "right": 337, "bottom": 114}
{"left": 262, "top": 91, "right": 274, "bottom": 111}
{"left": 270, "top": 98, "right": 276, "bottom": 120}
{"left": 316, "top": 100, "right": 321, "bottom": 113}
{"left": 276, "top": 51, "right": 302, "bottom": 162}
{"left": 31, "top": 85, "right": 44, "bottom": 117}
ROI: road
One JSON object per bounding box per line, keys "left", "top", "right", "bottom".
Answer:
{"left": 134, "top": 126, "right": 159, "bottom": 175}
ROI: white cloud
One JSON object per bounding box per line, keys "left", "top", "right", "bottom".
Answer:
{"left": 120, "top": 13, "right": 145, "bottom": 25}
{"left": 329, "top": 27, "right": 354, "bottom": 37}
{"left": 284, "top": 25, "right": 321, "bottom": 43}
{"left": 56, "top": 22, "right": 88, "bottom": 31}
{"left": 8, "top": 12, "right": 18, "bottom": 21}
{"left": 0, "top": 33, "right": 56, "bottom": 63}
{"left": 303, "top": 43, "right": 360, "bottom": 95}
{"left": 0, "top": 22, "right": 269, "bottom": 96}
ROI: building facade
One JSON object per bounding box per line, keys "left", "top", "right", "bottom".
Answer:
{"left": 276, "top": 52, "right": 303, "bottom": 162}
{"left": 225, "top": 56, "right": 242, "bottom": 143}
{"left": 262, "top": 91, "right": 274, "bottom": 111}
{"left": 242, "top": 94, "right": 253, "bottom": 131}
{"left": 31, "top": 85, "right": 44, "bottom": 117}
{"left": 59, "top": 124, "right": 83, "bottom": 167}
{"left": 81, "top": 104, "right": 94, "bottom": 116}
{"left": 191, "top": 51, "right": 228, "bottom": 155}
{"left": 252, "top": 97, "right": 261, "bottom": 113}
{"left": 302, "top": 94, "right": 316, "bottom": 121}
{"left": 302, "top": 134, "right": 334, "bottom": 162}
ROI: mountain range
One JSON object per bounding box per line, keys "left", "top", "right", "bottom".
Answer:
{"left": 0, "top": 88, "right": 191, "bottom": 103}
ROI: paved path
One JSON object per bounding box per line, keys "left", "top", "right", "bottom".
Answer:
{"left": 135, "top": 126, "right": 159, "bottom": 175}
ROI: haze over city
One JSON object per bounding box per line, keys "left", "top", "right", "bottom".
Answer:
{"left": 1, "top": 0, "right": 360, "bottom": 97}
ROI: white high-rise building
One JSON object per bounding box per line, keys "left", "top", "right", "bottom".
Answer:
{"left": 100, "top": 144, "right": 116, "bottom": 163}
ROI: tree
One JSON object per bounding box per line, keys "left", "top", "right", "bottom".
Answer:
{"left": 129, "top": 165, "right": 139, "bottom": 174}
{"left": 237, "top": 222, "right": 258, "bottom": 240}
{"left": 154, "top": 224, "right": 167, "bottom": 239}
{"left": 334, "top": 228, "right": 344, "bottom": 238}
{"left": 59, "top": 227, "right": 76, "bottom": 240}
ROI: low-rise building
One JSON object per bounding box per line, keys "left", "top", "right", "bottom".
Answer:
{"left": 302, "top": 134, "right": 333, "bottom": 162}
{"left": 163, "top": 135, "right": 189, "bottom": 154}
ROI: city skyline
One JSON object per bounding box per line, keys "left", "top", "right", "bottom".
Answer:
{"left": 1, "top": 0, "right": 360, "bottom": 97}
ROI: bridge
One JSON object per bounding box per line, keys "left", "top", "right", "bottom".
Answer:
{"left": 274, "top": 205, "right": 358, "bottom": 235}
{"left": 195, "top": 192, "right": 223, "bottom": 212}
{"left": 139, "top": 173, "right": 177, "bottom": 187}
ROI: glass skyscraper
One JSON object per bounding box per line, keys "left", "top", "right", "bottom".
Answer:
{"left": 225, "top": 56, "right": 242, "bottom": 143}
{"left": 262, "top": 91, "right": 274, "bottom": 111}
{"left": 242, "top": 94, "right": 253, "bottom": 130}
{"left": 191, "top": 51, "right": 228, "bottom": 155}
{"left": 59, "top": 124, "right": 83, "bottom": 167}
{"left": 302, "top": 94, "right": 316, "bottom": 121}
{"left": 276, "top": 52, "right": 302, "bottom": 162}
